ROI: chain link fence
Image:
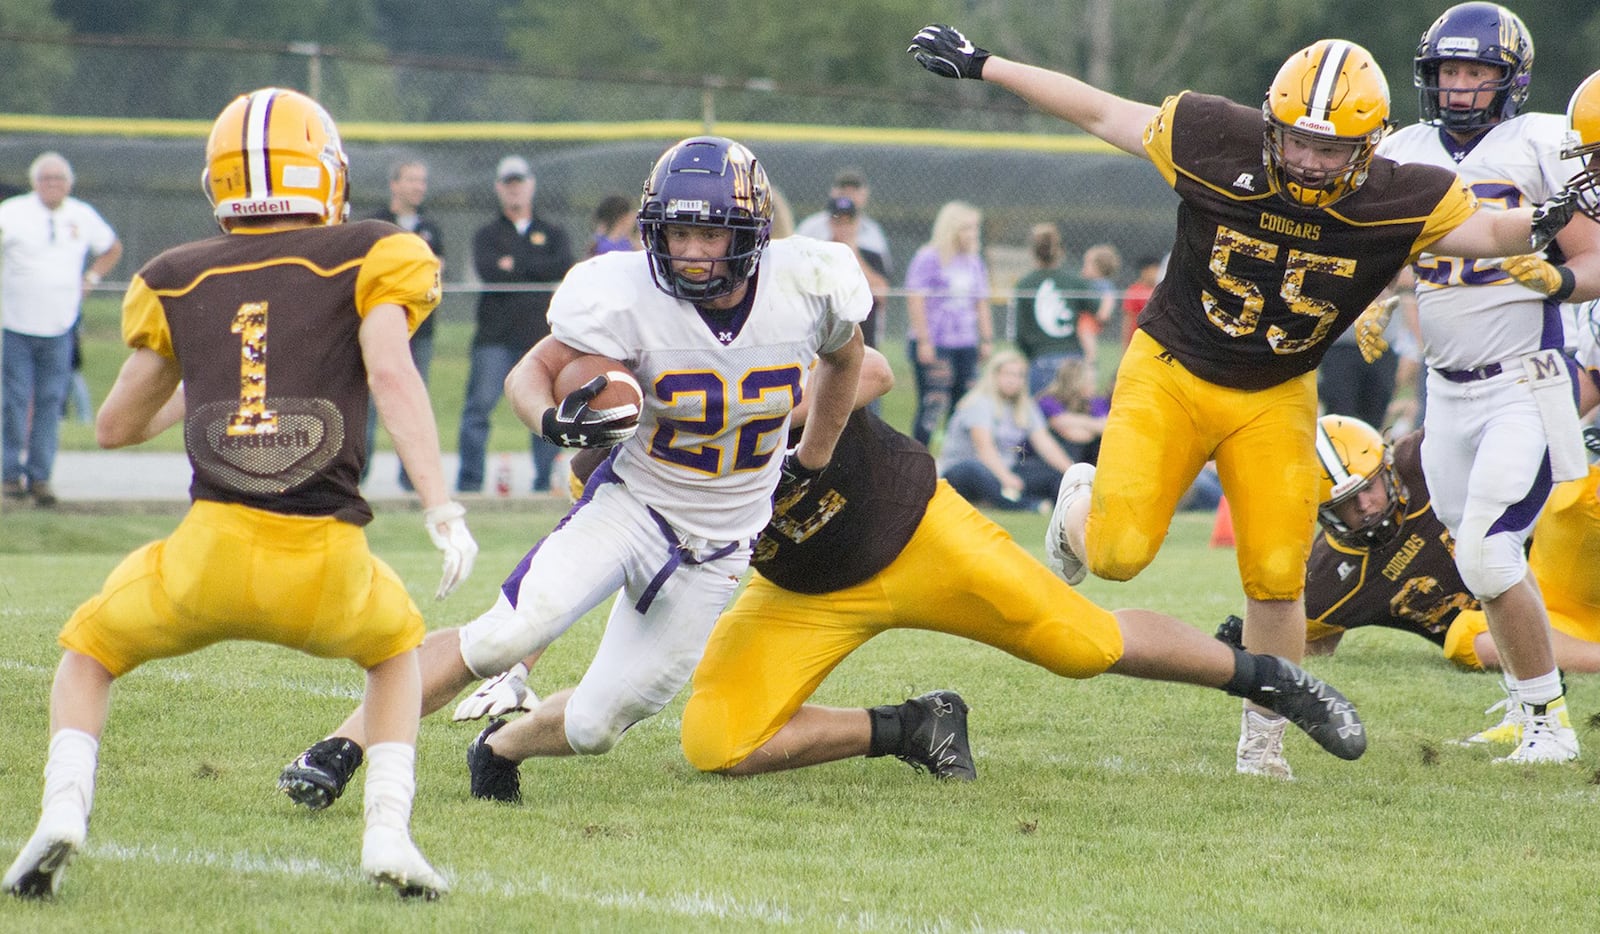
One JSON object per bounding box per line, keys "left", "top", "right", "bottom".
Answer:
{"left": 0, "top": 34, "right": 1181, "bottom": 344}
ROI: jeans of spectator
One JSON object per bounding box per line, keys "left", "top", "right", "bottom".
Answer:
{"left": 2, "top": 329, "right": 72, "bottom": 487}
{"left": 457, "top": 342, "right": 559, "bottom": 492}
{"left": 363, "top": 333, "right": 435, "bottom": 490}
{"left": 65, "top": 370, "right": 93, "bottom": 424}
{"left": 1177, "top": 465, "right": 1224, "bottom": 512}
{"left": 1027, "top": 352, "right": 1078, "bottom": 397}
{"left": 941, "top": 456, "right": 1063, "bottom": 511}
{"left": 909, "top": 341, "right": 978, "bottom": 448}
{"left": 1317, "top": 343, "right": 1397, "bottom": 431}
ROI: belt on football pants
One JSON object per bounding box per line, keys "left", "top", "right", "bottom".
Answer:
{"left": 1433, "top": 362, "right": 1503, "bottom": 383}
{"left": 636, "top": 504, "right": 747, "bottom": 613}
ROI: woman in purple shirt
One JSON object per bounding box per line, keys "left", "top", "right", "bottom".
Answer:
{"left": 904, "top": 200, "right": 992, "bottom": 445}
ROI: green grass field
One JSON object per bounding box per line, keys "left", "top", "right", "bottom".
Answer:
{"left": 3, "top": 500, "right": 1598, "bottom": 931}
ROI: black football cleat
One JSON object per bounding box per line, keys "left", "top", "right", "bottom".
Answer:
{"left": 279, "top": 737, "right": 364, "bottom": 811}
{"left": 1248, "top": 656, "right": 1367, "bottom": 761}
{"left": 897, "top": 691, "right": 977, "bottom": 781}
{"left": 467, "top": 718, "right": 522, "bottom": 803}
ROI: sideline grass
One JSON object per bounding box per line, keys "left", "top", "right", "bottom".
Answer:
{"left": 3, "top": 502, "right": 1597, "bottom": 930}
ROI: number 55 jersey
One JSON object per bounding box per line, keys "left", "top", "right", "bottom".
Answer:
{"left": 1139, "top": 91, "right": 1477, "bottom": 390}
{"left": 121, "top": 219, "right": 440, "bottom": 525}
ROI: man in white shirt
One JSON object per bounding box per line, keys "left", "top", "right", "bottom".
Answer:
{"left": 795, "top": 168, "right": 893, "bottom": 275}
{"left": 1, "top": 152, "right": 122, "bottom": 506}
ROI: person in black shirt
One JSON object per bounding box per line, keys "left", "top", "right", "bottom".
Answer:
{"left": 457, "top": 155, "right": 574, "bottom": 493}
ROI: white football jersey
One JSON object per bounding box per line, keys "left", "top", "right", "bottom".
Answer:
{"left": 549, "top": 236, "right": 869, "bottom": 540}
{"left": 1379, "top": 113, "right": 1584, "bottom": 369}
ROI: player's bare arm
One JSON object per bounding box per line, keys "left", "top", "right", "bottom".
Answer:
{"left": 360, "top": 303, "right": 449, "bottom": 510}
{"left": 504, "top": 335, "right": 583, "bottom": 431}
{"left": 791, "top": 326, "right": 864, "bottom": 471}
{"left": 96, "top": 347, "right": 183, "bottom": 448}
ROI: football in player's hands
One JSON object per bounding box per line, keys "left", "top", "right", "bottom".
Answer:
{"left": 542, "top": 355, "right": 643, "bottom": 448}
{"left": 554, "top": 355, "right": 642, "bottom": 419}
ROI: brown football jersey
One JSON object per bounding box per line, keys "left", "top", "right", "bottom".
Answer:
{"left": 1139, "top": 92, "right": 1477, "bottom": 390}
{"left": 122, "top": 219, "right": 441, "bottom": 524}
{"left": 1304, "top": 432, "right": 1477, "bottom": 645}
{"left": 752, "top": 409, "right": 936, "bottom": 595}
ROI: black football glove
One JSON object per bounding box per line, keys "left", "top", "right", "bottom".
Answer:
{"left": 908, "top": 24, "right": 990, "bottom": 80}
{"left": 540, "top": 375, "right": 639, "bottom": 449}
{"left": 773, "top": 449, "right": 825, "bottom": 512}
{"left": 1214, "top": 614, "right": 1244, "bottom": 650}
{"left": 1529, "top": 189, "right": 1577, "bottom": 253}
{"left": 1584, "top": 425, "right": 1600, "bottom": 457}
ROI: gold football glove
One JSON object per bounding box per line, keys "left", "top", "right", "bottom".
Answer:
{"left": 1353, "top": 296, "right": 1399, "bottom": 364}
{"left": 1497, "top": 254, "right": 1576, "bottom": 299}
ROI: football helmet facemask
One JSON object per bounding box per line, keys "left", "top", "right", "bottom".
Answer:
{"left": 1562, "top": 70, "right": 1600, "bottom": 222}
{"left": 638, "top": 136, "right": 773, "bottom": 302}
{"left": 1414, "top": 2, "right": 1533, "bottom": 134}
{"left": 1263, "top": 39, "right": 1391, "bottom": 210}
{"left": 1315, "top": 414, "right": 1406, "bottom": 548}
{"left": 203, "top": 87, "right": 350, "bottom": 229}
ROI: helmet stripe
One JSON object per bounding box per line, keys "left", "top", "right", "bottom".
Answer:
{"left": 243, "top": 88, "right": 277, "bottom": 200}
{"left": 1308, "top": 40, "right": 1352, "bottom": 121}
{"left": 1315, "top": 421, "right": 1355, "bottom": 488}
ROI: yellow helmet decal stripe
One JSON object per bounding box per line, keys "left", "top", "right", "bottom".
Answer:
{"left": 242, "top": 88, "right": 278, "bottom": 201}
{"left": 1307, "top": 40, "right": 1352, "bottom": 121}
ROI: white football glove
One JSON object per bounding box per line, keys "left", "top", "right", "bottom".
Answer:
{"left": 452, "top": 663, "right": 537, "bottom": 721}
{"left": 424, "top": 501, "right": 478, "bottom": 600}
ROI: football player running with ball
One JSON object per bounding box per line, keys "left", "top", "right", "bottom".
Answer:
{"left": 418, "top": 351, "right": 1366, "bottom": 791}
{"left": 5, "top": 88, "right": 475, "bottom": 901}
{"left": 908, "top": 24, "right": 1581, "bottom": 778}
{"left": 1365, "top": 4, "right": 1600, "bottom": 763}
{"left": 278, "top": 136, "right": 866, "bottom": 805}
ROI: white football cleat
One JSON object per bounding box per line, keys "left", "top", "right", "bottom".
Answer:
{"left": 1493, "top": 697, "right": 1579, "bottom": 765}
{"left": 1458, "top": 694, "right": 1525, "bottom": 747}
{"left": 362, "top": 825, "right": 448, "bottom": 901}
{"left": 1236, "top": 709, "right": 1293, "bottom": 780}
{"left": 1045, "top": 463, "right": 1095, "bottom": 585}
{"left": 4, "top": 808, "right": 87, "bottom": 899}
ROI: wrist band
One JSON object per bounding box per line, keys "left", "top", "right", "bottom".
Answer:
{"left": 1553, "top": 265, "right": 1576, "bottom": 302}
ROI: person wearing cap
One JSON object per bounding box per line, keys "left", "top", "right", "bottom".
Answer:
{"left": 817, "top": 195, "right": 889, "bottom": 346}
{"left": 796, "top": 168, "right": 892, "bottom": 275}
{"left": 457, "top": 155, "right": 574, "bottom": 495}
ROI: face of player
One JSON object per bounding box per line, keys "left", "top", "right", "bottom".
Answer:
{"left": 1278, "top": 133, "right": 1360, "bottom": 189}
{"left": 1435, "top": 60, "right": 1506, "bottom": 123}
{"left": 390, "top": 165, "right": 428, "bottom": 212}
{"left": 1331, "top": 475, "right": 1391, "bottom": 532}
{"left": 664, "top": 224, "right": 741, "bottom": 304}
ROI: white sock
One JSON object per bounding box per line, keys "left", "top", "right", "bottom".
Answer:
{"left": 1514, "top": 670, "right": 1563, "bottom": 708}
{"left": 363, "top": 742, "right": 416, "bottom": 832}
{"left": 42, "top": 729, "right": 99, "bottom": 824}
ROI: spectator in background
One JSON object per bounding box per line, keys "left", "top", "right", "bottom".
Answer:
{"left": 1012, "top": 222, "right": 1097, "bottom": 394}
{"left": 768, "top": 185, "right": 797, "bottom": 240}
{"left": 588, "top": 193, "right": 636, "bottom": 256}
{"left": 1, "top": 152, "right": 122, "bottom": 507}
{"left": 938, "top": 349, "right": 1074, "bottom": 511}
{"left": 1081, "top": 242, "right": 1122, "bottom": 332}
{"left": 364, "top": 159, "right": 445, "bottom": 492}
{"left": 458, "top": 155, "right": 574, "bottom": 495}
{"left": 1120, "top": 255, "right": 1163, "bottom": 349}
{"left": 904, "top": 200, "right": 991, "bottom": 446}
{"left": 1036, "top": 356, "right": 1106, "bottom": 465}
{"left": 796, "top": 168, "right": 892, "bottom": 274}
{"left": 821, "top": 195, "right": 889, "bottom": 346}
